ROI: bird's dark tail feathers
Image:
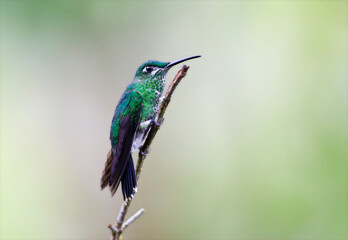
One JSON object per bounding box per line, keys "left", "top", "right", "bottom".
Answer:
{"left": 101, "top": 149, "right": 137, "bottom": 200}
{"left": 121, "top": 155, "right": 137, "bottom": 200}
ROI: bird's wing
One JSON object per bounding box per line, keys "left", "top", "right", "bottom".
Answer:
{"left": 101, "top": 91, "right": 143, "bottom": 195}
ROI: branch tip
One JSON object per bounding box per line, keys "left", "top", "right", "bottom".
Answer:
{"left": 122, "top": 208, "right": 145, "bottom": 230}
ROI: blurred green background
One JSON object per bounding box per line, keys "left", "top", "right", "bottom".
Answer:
{"left": 1, "top": 1, "right": 347, "bottom": 239}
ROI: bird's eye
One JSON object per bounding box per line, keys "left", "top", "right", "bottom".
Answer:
{"left": 145, "top": 67, "right": 153, "bottom": 73}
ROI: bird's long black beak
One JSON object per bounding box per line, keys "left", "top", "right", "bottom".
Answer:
{"left": 165, "top": 55, "right": 201, "bottom": 69}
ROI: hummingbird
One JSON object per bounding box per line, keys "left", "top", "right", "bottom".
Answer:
{"left": 101, "top": 55, "right": 201, "bottom": 200}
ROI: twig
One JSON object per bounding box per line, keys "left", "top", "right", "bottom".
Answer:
{"left": 108, "top": 65, "right": 191, "bottom": 240}
{"left": 122, "top": 208, "right": 145, "bottom": 230}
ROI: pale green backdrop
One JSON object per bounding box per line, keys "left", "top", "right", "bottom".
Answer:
{"left": 1, "top": 1, "right": 347, "bottom": 240}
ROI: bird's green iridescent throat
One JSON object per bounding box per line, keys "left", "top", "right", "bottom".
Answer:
{"left": 131, "top": 61, "right": 170, "bottom": 123}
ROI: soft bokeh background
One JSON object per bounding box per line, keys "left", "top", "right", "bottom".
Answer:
{"left": 1, "top": 1, "right": 347, "bottom": 239}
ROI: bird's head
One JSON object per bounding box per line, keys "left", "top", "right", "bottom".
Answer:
{"left": 134, "top": 55, "right": 201, "bottom": 83}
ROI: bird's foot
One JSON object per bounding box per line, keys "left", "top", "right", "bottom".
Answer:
{"left": 140, "top": 147, "right": 151, "bottom": 156}
{"left": 152, "top": 117, "right": 164, "bottom": 127}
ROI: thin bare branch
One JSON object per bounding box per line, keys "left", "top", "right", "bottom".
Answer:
{"left": 122, "top": 208, "right": 145, "bottom": 230}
